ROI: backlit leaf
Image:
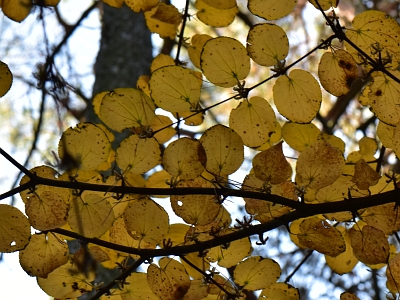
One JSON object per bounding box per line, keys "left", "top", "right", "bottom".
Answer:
{"left": 124, "top": 197, "right": 169, "bottom": 244}
{"left": 147, "top": 257, "right": 191, "bottom": 300}
{"left": 296, "top": 139, "right": 344, "bottom": 189}
{"left": 318, "top": 49, "right": 357, "bottom": 96}
{"left": 259, "top": 283, "right": 300, "bottom": 300}
{"left": 19, "top": 233, "right": 68, "bottom": 278}
{"left": 200, "top": 124, "right": 244, "bottom": 176}
{"left": 150, "top": 54, "right": 175, "bottom": 73}
{"left": 120, "top": 272, "right": 159, "bottom": 300}
{"left": 233, "top": 256, "right": 281, "bottom": 290}
{"left": 180, "top": 252, "right": 210, "bottom": 280}
{"left": 273, "top": 69, "right": 322, "bottom": 123}
{"left": 163, "top": 138, "right": 207, "bottom": 180}
{"left": 150, "top": 66, "right": 201, "bottom": 113}
{"left": 0, "top": 204, "right": 30, "bottom": 252}
{"left": 0, "top": 61, "right": 12, "bottom": 97}
{"left": 253, "top": 141, "right": 292, "bottom": 184}
{"left": 368, "top": 71, "right": 400, "bottom": 126}
{"left": 163, "top": 223, "right": 191, "bottom": 247}
{"left": 37, "top": 259, "right": 94, "bottom": 299}
{"left": 201, "top": 37, "right": 250, "bottom": 88}
{"left": 206, "top": 234, "right": 252, "bottom": 268}
{"left": 346, "top": 10, "right": 400, "bottom": 66}
{"left": 247, "top": 23, "right": 289, "bottom": 67}
{"left": 325, "top": 226, "right": 359, "bottom": 275}
{"left": 393, "top": 122, "right": 400, "bottom": 158}
{"left": 99, "top": 88, "right": 156, "bottom": 132}
{"left": 145, "top": 170, "right": 170, "bottom": 198}
{"left": 195, "top": 0, "right": 238, "bottom": 28}
{"left": 202, "top": 0, "right": 236, "bottom": 9}
{"left": 124, "top": 0, "right": 158, "bottom": 12}
{"left": 2, "top": 0, "right": 32, "bottom": 22}
{"left": 171, "top": 177, "right": 221, "bottom": 225}
{"left": 377, "top": 121, "right": 395, "bottom": 149}
{"left": 116, "top": 135, "right": 161, "bottom": 174}
{"left": 144, "top": 3, "right": 182, "bottom": 39}
{"left": 103, "top": 0, "right": 124, "bottom": 8}
{"left": 348, "top": 225, "right": 389, "bottom": 265}
{"left": 229, "top": 96, "right": 277, "bottom": 148}
{"left": 340, "top": 292, "right": 360, "bottom": 300}
{"left": 188, "top": 34, "right": 213, "bottom": 69}
{"left": 68, "top": 192, "right": 115, "bottom": 238}
{"left": 387, "top": 252, "right": 400, "bottom": 294}
{"left": 298, "top": 216, "right": 346, "bottom": 257}
{"left": 248, "top": 0, "right": 297, "bottom": 21}
{"left": 308, "top": 0, "right": 337, "bottom": 10}
{"left": 360, "top": 203, "right": 400, "bottom": 235}
{"left": 25, "top": 190, "right": 69, "bottom": 231}
{"left": 58, "top": 123, "right": 111, "bottom": 171}
{"left": 281, "top": 122, "right": 320, "bottom": 152}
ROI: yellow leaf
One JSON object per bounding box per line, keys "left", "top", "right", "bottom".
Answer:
{"left": 188, "top": 34, "right": 213, "bottom": 69}
{"left": 377, "top": 121, "right": 395, "bottom": 149}
{"left": 124, "top": 0, "right": 158, "bottom": 12}
{"left": 387, "top": 252, "right": 400, "bottom": 293}
{"left": 180, "top": 252, "right": 210, "bottom": 279}
{"left": 34, "top": 0, "right": 61, "bottom": 5}
{"left": 247, "top": 0, "right": 297, "bottom": 21}
{"left": 259, "top": 283, "right": 300, "bottom": 300}
{"left": 0, "top": 204, "right": 30, "bottom": 252}
{"left": 233, "top": 256, "right": 281, "bottom": 290}
{"left": 360, "top": 203, "right": 400, "bottom": 235}
{"left": 368, "top": 71, "right": 400, "bottom": 126}
{"left": 170, "top": 177, "right": 221, "bottom": 225}
{"left": 25, "top": 190, "right": 69, "bottom": 231}
{"left": 229, "top": 96, "right": 277, "bottom": 148}
{"left": 351, "top": 159, "right": 380, "bottom": 190}
{"left": 175, "top": 110, "right": 204, "bottom": 126}
{"left": 68, "top": 192, "right": 115, "bottom": 238}
{"left": 137, "top": 75, "right": 151, "bottom": 97}
{"left": 308, "top": 0, "right": 337, "bottom": 10}
{"left": 150, "top": 53, "right": 175, "bottom": 73}
{"left": 253, "top": 141, "right": 292, "bottom": 184}
{"left": 282, "top": 122, "right": 320, "bottom": 152}
{"left": 116, "top": 135, "right": 161, "bottom": 174}
{"left": 346, "top": 10, "right": 400, "bottom": 66}
{"left": 296, "top": 139, "right": 344, "bottom": 189}
{"left": 321, "top": 132, "right": 345, "bottom": 153}
{"left": 202, "top": 0, "right": 236, "bottom": 9}
{"left": 247, "top": 24, "right": 289, "bottom": 67}
{"left": 200, "top": 124, "right": 244, "bottom": 176}
{"left": 147, "top": 257, "right": 191, "bottom": 300}
{"left": 340, "top": 292, "right": 360, "bottom": 300}
{"left": 2, "top": 0, "right": 32, "bottom": 22}
{"left": 150, "top": 66, "right": 201, "bottom": 113}
{"left": 163, "top": 223, "right": 191, "bottom": 247}
{"left": 37, "top": 259, "right": 94, "bottom": 299}
{"left": 150, "top": 115, "right": 175, "bottom": 144}
{"left": 393, "top": 122, "right": 400, "bottom": 158}
{"left": 206, "top": 235, "right": 252, "bottom": 268}
{"left": 273, "top": 69, "right": 322, "bottom": 123}
{"left": 318, "top": 49, "right": 357, "bottom": 96}
{"left": 58, "top": 123, "right": 111, "bottom": 171}
{"left": 99, "top": 88, "right": 156, "bottom": 132}
{"left": 124, "top": 197, "right": 169, "bottom": 244}
{"left": 88, "top": 233, "right": 124, "bottom": 269}
{"left": 349, "top": 225, "right": 390, "bottom": 265}
{"left": 181, "top": 279, "right": 208, "bottom": 300}
{"left": 144, "top": 3, "right": 182, "bottom": 39}
{"left": 289, "top": 217, "right": 308, "bottom": 249}
{"left": 195, "top": 0, "right": 238, "bottom": 28}
{"left": 254, "top": 122, "right": 282, "bottom": 151}
{"left": 0, "top": 61, "right": 12, "bottom": 97}
{"left": 298, "top": 216, "right": 346, "bottom": 257}
{"left": 325, "top": 226, "right": 359, "bottom": 275}
{"left": 19, "top": 233, "right": 68, "bottom": 278}
{"left": 120, "top": 272, "right": 159, "bottom": 300}
{"left": 163, "top": 138, "right": 207, "bottom": 180}
{"left": 102, "top": 0, "right": 124, "bottom": 8}
{"left": 201, "top": 37, "right": 250, "bottom": 88}
{"left": 358, "top": 85, "right": 370, "bottom": 106}
{"left": 145, "top": 169, "right": 171, "bottom": 198}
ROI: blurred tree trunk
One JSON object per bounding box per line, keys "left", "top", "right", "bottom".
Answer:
{"left": 84, "top": 3, "right": 153, "bottom": 123}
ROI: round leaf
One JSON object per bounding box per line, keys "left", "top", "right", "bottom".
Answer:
{"left": 273, "top": 69, "right": 322, "bottom": 123}
{"left": 195, "top": 0, "right": 238, "bottom": 28}
{"left": 259, "top": 283, "right": 300, "bottom": 300}
{"left": 201, "top": 37, "right": 250, "bottom": 87}
{"left": 0, "top": 61, "right": 12, "bottom": 97}
{"left": 247, "top": 23, "right": 289, "bottom": 67}
{"left": 282, "top": 122, "right": 321, "bottom": 152}
{"left": 188, "top": 34, "right": 213, "bottom": 69}
{"left": 248, "top": 0, "right": 297, "bottom": 21}
{"left": 144, "top": 3, "right": 182, "bottom": 39}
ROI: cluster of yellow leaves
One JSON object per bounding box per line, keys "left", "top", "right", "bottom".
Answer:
{"left": 3, "top": 0, "right": 400, "bottom": 299}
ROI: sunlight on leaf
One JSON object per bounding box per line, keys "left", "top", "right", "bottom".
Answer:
{"left": 248, "top": 0, "right": 297, "bottom": 21}
{"left": 229, "top": 96, "right": 277, "bottom": 148}
{"left": 180, "top": 252, "right": 210, "bottom": 280}
{"left": 1, "top": 0, "right": 32, "bottom": 22}
{"left": 233, "top": 256, "right": 281, "bottom": 290}
{"left": 0, "top": 204, "right": 31, "bottom": 252}
{"left": 195, "top": 0, "right": 238, "bottom": 28}
{"left": 0, "top": 61, "right": 12, "bottom": 97}
{"left": 150, "top": 53, "right": 175, "bottom": 73}
{"left": 308, "top": 0, "right": 337, "bottom": 10}
{"left": 387, "top": 252, "right": 400, "bottom": 294}
{"left": 377, "top": 121, "right": 395, "bottom": 149}
{"left": 282, "top": 122, "right": 320, "bottom": 152}
{"left": 188, "top": 34, "right": 213, "bottom": 69}
{"left": 150, "top": 66, "right": 201, "bottom": 113}
{"left": 351, "top": 159, "right": 380, "bottom": 190}
{"left": 144, "top": 3, "right": 182, "bottom": 39}
{"left": 273, "top": 69, "right": 322, "bottom": 123}
{"left": 340, "top": 292, "right": 361, "bottom": 300}
{"left": 201, "top": 37, "right": 250, "bottom": 88}
{"left": 120, "top": 272, "right": 159, "bottom": 300}
{"left": 259, "top": 282, "right": 300, "bottom": 300}
{"left": 360, "top": 203, "right": 400, "bottom": 235}
{"left": 247, "top": 23, "right": 289, "bottom": 67}
{"left": 19, "top": 233, "right": 68, "bottom": 278}
{"left": 99, "top": 88, "right": 156, "bottom": 132}
{"left": 103, "top": 0, "right": 124, "bottom": 8}
{"left": 124, "top": 0, "right": 158, "bottom": 12}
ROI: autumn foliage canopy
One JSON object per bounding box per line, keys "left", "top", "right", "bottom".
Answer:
{"left": 1, "top": 0, "right": 400, "bottom": 299}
